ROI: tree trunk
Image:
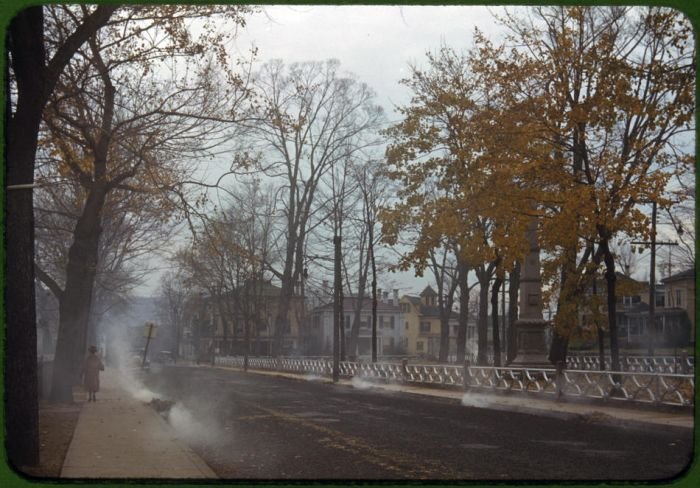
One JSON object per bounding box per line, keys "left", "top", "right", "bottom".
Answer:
{"left": 339, "top": 280, "right": 346, "bottom": 361}
{"left": 491, "top": 275, "right": 503, "bottom": 367}
{"left": 597, "top": 325, "right": 606, "bottom": 371}
{"left": 243, "top": 301, "right": 250, "bottom": 372}
{"left": 50, "top": 187, "right": 107, "bottom": 403}
{"left": 273, "top": 274, "right": 293, "bottom": 357}
{"left": 548, "top": 264, "right": 572, "bottom": 365}
{"left": 456, "top": 260, "right": 470, "bottom": 363}
{"left": 5, "top": 7, "right": 47, "bottom": 468}
{"left": 333, "top": 236, "right": 342, "bottom": 381}
{"left": 438, "top": 313, "right": 450, "bottom": 363}
{"left": 369, "top": 226, "right": 378, "bottom": 363}
{"left": 592, "top": 276, "right": 606, "bottom": 370}
{"left": 476, "top": 268, "right": 490, "bottom": 366}
{"left": 548, "top": 325, "right": 569, "bottom": 365}
{"left": 601, "top": 242, "right": 620, "bottom": 371}
{"left": 273, "top": 223, "right": 297, "bottom": 356}
{"left": 348, "top": 251, "right": 369, "bottom": 360}
{"left": 507, "top": 263, "right": 520, "bottom": 364}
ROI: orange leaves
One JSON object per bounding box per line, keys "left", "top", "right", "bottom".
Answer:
{"left": 381, "top": 44, "right": 535, "bottom": 276}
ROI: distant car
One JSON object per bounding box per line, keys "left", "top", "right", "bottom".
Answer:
{"left": 156, "top": 351, "right": 175, "bottom": 364}
{"left": 129, "top": 351, "right": 150, "bottom": 371}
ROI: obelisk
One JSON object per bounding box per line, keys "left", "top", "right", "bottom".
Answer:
{"left": 509, "top": 218, "right": 551, "bottom": 368}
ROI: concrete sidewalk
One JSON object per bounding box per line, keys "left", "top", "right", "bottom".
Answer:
{"left": 217, "top": 366, "right": 694, "bottom": 431}
{"left": 60, "top": 367, "right": 216, "bottom": 479}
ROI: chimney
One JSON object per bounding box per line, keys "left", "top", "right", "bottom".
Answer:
{"left": 378, "top": 288, "right": 382, "bottom": 302}
{"left": 393, "top": 289, "right": 399, "bottom": 306}
{"left": 383, "top": 291, "right": 389, "bottom": 303}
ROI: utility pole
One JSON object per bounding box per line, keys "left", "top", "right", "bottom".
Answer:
{"left": 632, "top": 201, "right": 677, "bottom": 356}
{"left": 648, "top": 201, "right": 657, "bottom": 357}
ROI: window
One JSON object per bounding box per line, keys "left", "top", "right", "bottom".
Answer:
{"left": 623, "top": 296, "right": 632, "bottom": 306}
{"left": 400, "top": 302, "right": 410, "bottom": 313}
{"left": 417, "top": 341, "right": 424, "bottom": 352}
{"left": 676, "top": 289, "right": 683, "bottom": 307}
{"left": 389, "top": 316, "right": 395, "bottom": 329}
{"left": 420, "top": 322, "right": 431, "bottom": 333}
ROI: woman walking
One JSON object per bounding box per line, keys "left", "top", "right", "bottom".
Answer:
{"left": 82, "top": 345, "right": 104, "bottom": 402}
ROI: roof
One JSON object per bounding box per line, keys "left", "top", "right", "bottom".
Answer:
{"left": 661, "top": 268, "right": 695, "bottom": 284}
{"left": 312, "top": 296, "right": 401, "bottom": 314}
{"left": 400, "top": 295, "right": 458, "bottom": 319}
{"left": 420, "top": 285, "right": 437, "bottom": 297}
{"left": 404, "top": 296, "right": 422, "bottom": 306}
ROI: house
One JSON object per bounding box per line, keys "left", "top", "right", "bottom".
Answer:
{"left": 190, "top": 282, "right": 305, "bottom": 358}
{"left": 661, "top": 268, "right": 695, "bottom": 345}
{"left": 580, "top": 271, "right": 693, "bottom": 348}
{"left": 401, "top": 286, "right": 460, "bottom": 359}
{"left": 308, "top": 290, "right": 404, "bottom": 357}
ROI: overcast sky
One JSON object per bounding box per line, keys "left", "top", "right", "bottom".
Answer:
{"left": 232, "top": 5, "right": 506, "bottom": 122}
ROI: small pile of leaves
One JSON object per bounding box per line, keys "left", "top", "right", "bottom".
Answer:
{"left": 147, "top": 398, "right": 175, "bottom": 413}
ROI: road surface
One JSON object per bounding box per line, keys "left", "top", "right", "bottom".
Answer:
{"left": 142, "top": 366, "right": 692, "bottom": 481}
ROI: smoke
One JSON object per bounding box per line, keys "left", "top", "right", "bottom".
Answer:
{"left": 105, "top": 324, "right": 227, "bottom": 450}
{"left": 167, "top": 402, "right": 225, "bottom": 446}
{"left": 461, "top": 392, "right": 497, "bottom": 409}
{"left": 351, "top": 376, "right": 374, "bottom": 390}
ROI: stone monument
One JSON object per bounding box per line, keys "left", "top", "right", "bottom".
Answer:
{"left": 508, "top": 218, "right": 552, "bottom": 368}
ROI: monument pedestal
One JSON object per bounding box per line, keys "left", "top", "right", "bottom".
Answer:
{"left": 508, "top": 318, "right": 552, "bottom": 369}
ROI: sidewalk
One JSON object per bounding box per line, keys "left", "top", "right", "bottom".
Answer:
{"left": 222, "top": 367, "right": 694, "bottom": 431}
{"left": 60, "top": 368, "right": 216, "bottom": 479}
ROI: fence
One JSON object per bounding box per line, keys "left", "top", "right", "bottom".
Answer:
{"left": 566, "top": 353, "right": 694, "bottom": 374}
{"left": 214, "top": 356, "right": 694, "bottom": 408}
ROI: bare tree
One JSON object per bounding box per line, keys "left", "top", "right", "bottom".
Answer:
{"left": 243, "top": 59, "right": 384, "bottom": 356}
{"left": 159, "top": 271, "right": 190, "bottom": 362}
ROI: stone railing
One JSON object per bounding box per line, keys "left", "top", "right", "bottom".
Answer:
{"left": 214, "top": 356, "right": 694, "bottom": 408}
{"left": 566, "top": 353, "right": 695, "bottom": 374}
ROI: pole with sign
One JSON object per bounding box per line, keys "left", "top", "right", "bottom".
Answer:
{"left": 142, "top": 322, "right": 157, "bottom": 369}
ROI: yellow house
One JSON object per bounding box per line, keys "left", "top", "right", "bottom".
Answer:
{"left": 401, "top": 286, "right": 450, "bottom": 359}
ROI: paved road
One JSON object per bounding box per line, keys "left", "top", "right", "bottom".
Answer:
{"left": 143, "top": 366, "right": 692, "bottom": 481}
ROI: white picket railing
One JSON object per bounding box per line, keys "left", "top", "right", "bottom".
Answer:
{"left": 214, "top": 356, "right": 694, "bottom": 408}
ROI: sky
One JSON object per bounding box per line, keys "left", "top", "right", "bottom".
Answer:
{"left": 231, "top": 5, "right": 506, "bottom": 121}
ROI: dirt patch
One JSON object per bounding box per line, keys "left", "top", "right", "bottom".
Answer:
{"left": 21, "top": 400, "right": 83, "bottom": 479}
{"left": 147, "top": 398, "right": 175, "bottom": 413}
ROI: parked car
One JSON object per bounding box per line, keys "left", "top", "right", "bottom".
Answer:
{"left": 129, "top": 350, "right": 150, "bottom": 371}
{"left": 156, "top": 351, "right": 175, "bottom": 364}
